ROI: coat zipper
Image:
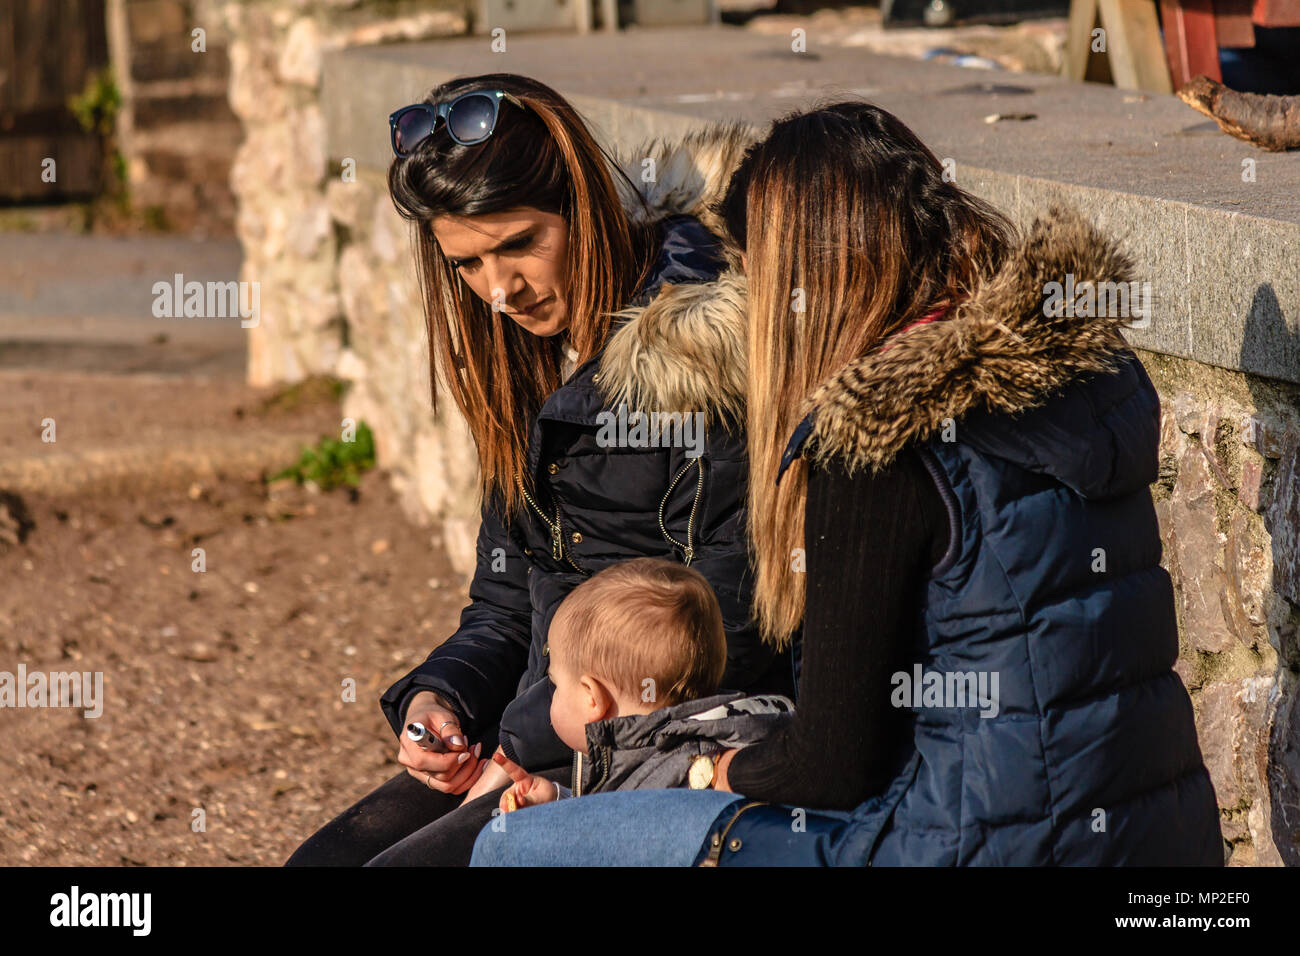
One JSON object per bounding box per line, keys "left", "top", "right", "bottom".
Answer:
{"left": 699, "top": 800, "right": 766, "bottom": 867}
{"left": 517, "top": 476, "right": 585, "bottom": 573}
{"left": 658, "top": 457, "right": 705, "bottom": 566}
{"left": 571, "top": 750, "right": 582, "bottom": 797}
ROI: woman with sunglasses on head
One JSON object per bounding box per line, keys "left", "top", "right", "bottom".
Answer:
{"left": 470, "top": 101, "right": 1222, "bottom": 867}
{"left": 285, "top": 74, "right": 792, "bottom": 866}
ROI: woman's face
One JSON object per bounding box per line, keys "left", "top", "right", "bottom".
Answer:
{"left": 432, "top": 207, "right": 570, "bottom": 338}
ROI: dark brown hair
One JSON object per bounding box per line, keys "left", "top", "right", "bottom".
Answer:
{"left": 388, "top": 73, "right": 657, "bottom": 516}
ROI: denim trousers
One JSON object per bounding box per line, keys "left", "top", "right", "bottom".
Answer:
{"left": 470, "top": 789, "right": 744, "bottom": 866}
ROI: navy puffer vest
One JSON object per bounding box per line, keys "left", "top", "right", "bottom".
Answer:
{"left": 779, "top": 209, "right": 1223, "bottom": 866}
{"left": 850, "top": 360, "right": 1221, "bottom": 865}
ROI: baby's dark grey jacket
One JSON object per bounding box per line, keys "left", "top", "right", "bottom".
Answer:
{"left": 565, "top": 692, "right": 795, "bottom": 796}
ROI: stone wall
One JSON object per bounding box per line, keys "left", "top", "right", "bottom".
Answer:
{"left": 1140, "top": 350, "right": 1300, "bottom": 866}
{"left": 326, "top": 166, "right": 481, "bottom": 573}
{"left": 221, "top": 0, "right": 479, "bottom": 566}
{"left": 220, "top": 0, "right": 465, "bottom": 383}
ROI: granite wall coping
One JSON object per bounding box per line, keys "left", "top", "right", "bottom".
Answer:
{"left": 322, "top": 25, "right": 1300, "bottom": 385}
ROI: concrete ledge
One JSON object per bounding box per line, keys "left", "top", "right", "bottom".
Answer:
{"left": 323, "top": 25, "right": 1300, "bottom": 385}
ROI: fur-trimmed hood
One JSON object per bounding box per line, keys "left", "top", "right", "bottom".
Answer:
{"left": 612, "top": 120, "right": 755, "bottom": 246}
{"left": 787, "top": 207, "right": 1151, "bottom": 496}
{"left": 596, "top": 122, "right": 757, "bottom": 421}
{"left": 596, "top": 123, "right": 1147, "bottom": 494}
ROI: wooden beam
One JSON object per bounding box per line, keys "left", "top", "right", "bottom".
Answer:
{"left": 1097, "top": 0, "right": 1174, "bottom": 91}
{"left": 1066, "top": 0, "right": 1102, "bottom": 81}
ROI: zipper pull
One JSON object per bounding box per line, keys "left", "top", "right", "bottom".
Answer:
{"left": 700, "top": 832, "right": 723, "bottom": 867}
{"left": 551, "top": 523, "right": 562, "bottom": 561}
{"left": 682, "top": 546, "right": 694, "bottom": 566}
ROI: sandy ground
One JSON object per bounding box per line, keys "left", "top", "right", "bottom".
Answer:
{"left": 0, "top": 418, "right": 468, "bottom": 866}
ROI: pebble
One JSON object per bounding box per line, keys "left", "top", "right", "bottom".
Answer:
{"left": 183, "top": 643, "right": 217, "bottom": 662}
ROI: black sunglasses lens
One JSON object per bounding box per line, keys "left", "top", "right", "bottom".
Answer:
{"left": 394, "top": 108, "right": 434, "bottom": 156}
{"left": 446, "top": 94, "right": 497, "bottom": 144}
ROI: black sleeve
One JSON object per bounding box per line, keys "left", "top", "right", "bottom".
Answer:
{"left": 498, "top": 677, "right": 573, "bottom": 770}
{"left": 725, "top": 446, "right": 948, "bottom": 810}
{"left": 379, "top": 500, "right": 533, "bottom": 742}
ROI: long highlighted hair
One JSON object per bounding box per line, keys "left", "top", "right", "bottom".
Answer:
{"left": 718, "top": 101, "right": 1014, "bottom": 646}
{"left": 388, "top": 73, "right": 657, "bottom": 516}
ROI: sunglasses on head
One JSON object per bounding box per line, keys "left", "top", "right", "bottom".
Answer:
{"left": 388, "top": 90, "right": 523, "bottom": 158}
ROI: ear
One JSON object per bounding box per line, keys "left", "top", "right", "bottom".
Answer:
{"left": 579, "top": 673, "right": 618, "bottom": 722}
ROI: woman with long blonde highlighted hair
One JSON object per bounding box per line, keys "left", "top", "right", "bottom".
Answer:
{"left": 471, "top": 101, "right": 1221, "bottom": 868}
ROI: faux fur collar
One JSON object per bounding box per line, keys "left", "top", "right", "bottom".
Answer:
{"left": 598, "top": 127, "right": 1138, "bottom": 453}
{"left": 613, "top": 120, "right": 757, "bottom": 242}
{"left": 804, "top": 206, "right": 1138, "bottom": 473}
{"left": 597, "top": 122, "right": 758, "bottom": 421}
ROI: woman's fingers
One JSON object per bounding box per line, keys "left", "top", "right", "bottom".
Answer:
{"left": 422, "top": 713, "right": 468, "bottom": 751}
{"left": 444, "top": 755, "right": 486, "bottom": 794}
{"left": 397, "top": 739, "right": 465, "bottom": 776}
{"left": 402, "top": 692, "right": 468, "bottom": 750}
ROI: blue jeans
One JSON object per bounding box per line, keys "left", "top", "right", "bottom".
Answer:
{"left": 470, "top": 789, "right": 744, "bottom": 866}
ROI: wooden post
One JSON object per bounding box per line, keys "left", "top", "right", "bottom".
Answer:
{"left": 1066, "top": 0, "right": 1102, "bottom": 81}
{"left": 1098, "top": 0, "right": 1175, "bottom": 91}
{"left": 1066, "top": 0, "right": 1174, "bottom": 92}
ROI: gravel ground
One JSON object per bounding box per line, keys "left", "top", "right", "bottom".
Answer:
{"left": 0, "top": 455, "right": 468, "bottom": 866}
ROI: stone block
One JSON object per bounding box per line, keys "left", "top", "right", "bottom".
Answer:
{"left": 1225, "top": 513, "right": 1270, "bottom": 640}
{"left": 279, "top": 18, "right": 324, "bottom": 87}
{"left": 1268, "top": 430, "right": 1300, "bottom": 606}
{"left": 1172, "top": 391, "right": 1201, "bottom": 435}
{"left": 325, "top": 177, "right": 377, "bottom": 234}
{"left": 1190, "top": 214, "right": 1300, "bottom": 388}
{"left": 1268, "top": 681, "right": 1300, "bottom": 866}
{"left": 1242, "top": 415, "right": 1293, "bottom": 460}
{"left": 1238, "top": 456, "right": 1268, "bottom": 513}
{"left": 1199, "top": 681, "right": 1247, "bottom": 809}
{"left": 1170, "top": 449, "right": 1236, "bottom": 653}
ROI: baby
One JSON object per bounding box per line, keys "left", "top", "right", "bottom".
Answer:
{"left": 494, "top": 556, "right": 793, "bottom": 811}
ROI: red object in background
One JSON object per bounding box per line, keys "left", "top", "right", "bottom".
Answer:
{"left": 1161, "top": 0, "right": 1224, "bottom": 84}
{"left": 1162, "top": 0, "right": 1300, "bottom": 88}
{"left": 1215, "top": 0, "right": 1258, "bottom": 45}
{"left": 1252, "top": 0, "right": 1300, "bottom": 24}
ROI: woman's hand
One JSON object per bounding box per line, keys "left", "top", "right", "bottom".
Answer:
{"left": 398, "top": 690, "right": 484, "bottom": 795}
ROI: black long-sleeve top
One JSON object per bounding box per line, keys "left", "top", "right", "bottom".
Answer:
{"left": 726, "top": 446, "right": 950, "bottom": 809}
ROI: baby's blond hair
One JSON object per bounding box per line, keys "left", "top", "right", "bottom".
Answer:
{"left": 547, "top": 557, "right": 726, "bottom": 706}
